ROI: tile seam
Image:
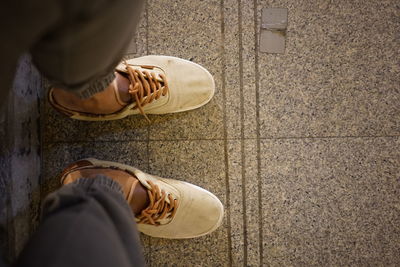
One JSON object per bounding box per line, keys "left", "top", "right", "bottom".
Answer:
{"left": 253, "top": 0, "right": 264, "bottom": 265}
{"left": 221, "top": 0, "right": 233, "bottom": 265}
{"left": 45, "top": 134, "right": 400, "bottom": 144}
{"left": 238, "top": 0, "right": 248, "bottom": 265}
{"left": 260, "top": 135, "right": 400, "bottom": 140}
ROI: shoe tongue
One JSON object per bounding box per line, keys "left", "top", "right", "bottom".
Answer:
{"left": 112, "top": 79, "right": 130, "bottom": 106}
{"left": 129, "top": 178, "right": 150, "bottom": 215}
{"left": 136, "top": 65, "right": 164, "bottom": 82}
{"left": 134, "top": 172, "right": 175, "bottom": 205}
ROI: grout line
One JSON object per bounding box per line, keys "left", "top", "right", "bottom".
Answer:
{"left": 253, "top": 0, "right": 264, "bottom": 265}
{"left": 46, "top": 135, "right": 400, "bottom": 144}
{"left": 238, "top": 0, "right": 248, "bottom": 265}
{"left": 258, "top": 135, "right": 400, "bottom": 140}
{"left": 220, "top": 0, "right": 233, "bottom": 265}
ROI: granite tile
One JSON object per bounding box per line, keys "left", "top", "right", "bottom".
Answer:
{"left": 147, "top": 99, "right": 223, "bottom": 140}
{"left": 223, "top": 0, "right": 242, "bottom": 140}
{"left": 241, "top": 0, "right": 258, "bottom": 139}
{"left": 225, "top": 139, "right": 261, "bottom": 266}
{"left": 227, "top": 140, "right": 244, "bottom": 265}
{"left": 222, "top": 0, "right": 258, "bottom": 140}
{"left": 147, "top": 0, "right": 224, "bottom": 140}
{"left": 243, "top": 139, "right": 261, "bottom": 266}
{"left": 147, "top": 0, "right": 221, "bottom": 65}
{"left": 257, "top": 0, "right": 400, "bottom": 138}
{"left": 44, "top": 101, "right": 149, "bottom": 142}
{"left": 147, "top": 140, "right": 229, "bottom": 266}
{"left": 148, "top": 140, "right": 226, "bottom": 203}
{"left": 260, "top": 137, "right": 400, "bottom": 266}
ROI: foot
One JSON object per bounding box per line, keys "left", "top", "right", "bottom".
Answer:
{"left": 59, "top": 158, "right": 224, "bottom": 239}
{"left": 61, "top": 163, "right": 149, "bottom": 214}
{"left": 52, "top": 73, "right": 131, "bottom": 115}
{"left": 49, "top": 56, "right": 215, "bottom": 121}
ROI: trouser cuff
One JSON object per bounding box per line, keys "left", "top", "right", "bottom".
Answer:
{"left": 72, "top": 175, "right": 124, "bottom": 195}
{"left": 75, "top": 71, "right": 115, "bottom": 99}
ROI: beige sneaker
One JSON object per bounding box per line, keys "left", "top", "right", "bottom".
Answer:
{"left": 49, "top": 55, "right": 215, "bottom": 121}
{"left": 59, "top": 158, "right": 224, "bottom": 239}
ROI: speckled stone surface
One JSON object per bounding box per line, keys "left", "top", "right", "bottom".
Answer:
{"left": 261, "top": 137, "right": 400, "bottom": 266}
{"left": 44, "top": 103, "right": 149, "bottom": 142}
{"left": 148, "top": 105, "right": 223, "bottom": 140}
{"left": 241, "top": 1, "right": 258, "bottom": 139}
{"left": 257, "top": 0, "right": 400, "bottom": 138}
{"left": 223, "top": 0, "right": 242, "bottom": 140}
{"left": 147, "top": 0, "right": 224, "bottom": 140}
{"left": 147, "top": 140, "right": 229, "bottom": 266}
{"left": 222, "top": 0, "right": 259, "bottom": 140}
{"left": 243, "top": 139, "right": 262, "bottom": 267}
{"left": 226, "top": 140, "right": 245, "bottom": 266}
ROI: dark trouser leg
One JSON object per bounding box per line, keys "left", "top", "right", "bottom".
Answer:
{"left": 1, "top": 0, "right": 146, "bottom": 105}
{"left": 15, "top": 176, "right": 145, "bottom": 267}
{"left": 31, "top": 0, "right": 146, "bottom": 99}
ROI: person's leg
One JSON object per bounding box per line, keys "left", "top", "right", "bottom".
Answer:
{"left": 31, "top": 0, "right": 145, "bottom": 102}
{"left": 15, "top": 175, "right": 146, "bottom": 267}
{"left": 50, "top": 73, "right": 132, "bottom": 115}
{"left": 15, "top": 158, "right": 223, "bottom": 266}
{"left": 35, "top": 1, "right": 215, "bottom": 120}
{"left": 0, "top": 0, "right": 63, "bottom": 106}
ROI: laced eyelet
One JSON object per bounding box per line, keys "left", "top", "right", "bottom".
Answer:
{"left": 135, "top": 180, "right": 178, "bottom": 226}
{"left": 124, "top": 64, "right": 169, "bottom": 122}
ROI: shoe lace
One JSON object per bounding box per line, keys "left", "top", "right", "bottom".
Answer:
{"left": 136, "top": 180, "right": 178, "bottom": 225}
{"left": 124, "top": 63, "right": 169, "bottom": 122}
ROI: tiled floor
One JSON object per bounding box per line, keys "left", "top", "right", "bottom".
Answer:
{"left": 39, "top": 0, "right": 400, "bottom": 266}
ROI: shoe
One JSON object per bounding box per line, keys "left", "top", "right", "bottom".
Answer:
{"left": 48, "top": 55, "right": 215, "bottom": 121}
{"left": 59, "top": 158, "right": 224, "bottom": 239}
